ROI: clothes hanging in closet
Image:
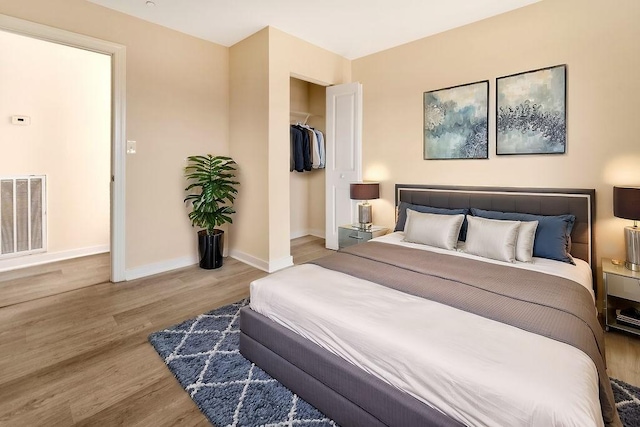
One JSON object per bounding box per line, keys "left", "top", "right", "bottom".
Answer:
{"left": 290, "top": 124, "right": 325, "bottom": 172}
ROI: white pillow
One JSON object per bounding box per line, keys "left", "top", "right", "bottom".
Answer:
{"left": 465, "top": 216, "right": 521, "bottom": 263}
{"left": 516, "top": 220, "right": 539, "bottom": 263}
{"left": 403, "top": 209, "right": 464, "bottom": 250}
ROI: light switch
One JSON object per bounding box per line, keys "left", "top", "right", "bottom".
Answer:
{"left": 127, "top": 140, "right": 137, "bottom": 154}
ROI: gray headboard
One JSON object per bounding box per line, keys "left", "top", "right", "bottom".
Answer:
{"left": 395, "top": 184, "right": 596, "bottom": 281}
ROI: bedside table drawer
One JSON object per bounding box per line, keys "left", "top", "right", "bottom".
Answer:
{"left": 608, "top": 273, "right": 640, "bottom": 303}
{"left": 338, "top": 228, "right": 370, "bottom": 248}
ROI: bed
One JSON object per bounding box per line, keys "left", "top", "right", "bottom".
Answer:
{"left": 239, "top": 185, "right": 621, "bottom": 427}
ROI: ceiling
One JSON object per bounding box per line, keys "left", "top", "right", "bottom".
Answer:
{"left": 88, "top": 0, "right": 540, "bottom": 59}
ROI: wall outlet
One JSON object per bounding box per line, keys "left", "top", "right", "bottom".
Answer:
{"left": 126, "top": 140, "right": 137, "bottom": 154}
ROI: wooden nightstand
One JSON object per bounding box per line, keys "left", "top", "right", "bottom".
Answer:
{"left": 603, "top": 258, "right": 640, "bottom": 336}
{"left": 338, "top": 225, "right": 388, "bottom": 249}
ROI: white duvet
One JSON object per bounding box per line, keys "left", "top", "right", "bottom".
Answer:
{"left": 249, "top": 232, "right": 603, "bottom": 427}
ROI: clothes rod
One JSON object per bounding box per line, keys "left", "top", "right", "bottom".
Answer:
{"left": 290, "top": 111, "right": 311, "bottom": 125}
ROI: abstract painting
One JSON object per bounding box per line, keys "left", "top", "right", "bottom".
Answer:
{"left": 496, "top": 64, "right": 566, "bottom": 155}
{"left": 423, "top": 80, "right": 488, "bottom": 160}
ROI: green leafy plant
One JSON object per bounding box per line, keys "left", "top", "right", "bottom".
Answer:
{"left": 184, "top": 155, "right": 239, "bottom": 235}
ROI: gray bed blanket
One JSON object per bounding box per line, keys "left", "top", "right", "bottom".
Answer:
{"left": 310, "top": 242, "right": 621, "bottom": 427}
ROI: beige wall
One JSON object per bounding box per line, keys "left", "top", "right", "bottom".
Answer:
{"left": 9, "top": 0, "right": 625, "bottom": 282}
{"left": 352, "top": 0, "right": 640, "bottom": 297}
{"left": 230, "top": 27, "right": 349, "bottom": 270}
{"left": 0, "top": 30, "right": 110, "bottom": 256}
{"left": 229, "top": 28, "right": 270, "bottom": 264}
{"left": 289, "top": 77, "right": 326, "bottom": 239}
{"left": 0, "top": 0, "right": 230, "bottom": 271}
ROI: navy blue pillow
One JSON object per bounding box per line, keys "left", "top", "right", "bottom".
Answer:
{"left": 470, "top": 208, "right": 576, "bottom": 264}
{"left": 395, "top": 202, "right": 469, "bottom": 241}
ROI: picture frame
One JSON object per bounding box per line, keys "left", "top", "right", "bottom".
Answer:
{"left": 423, "top": 80, "right": 489, "bottom": 160}
{"left": 496, "top": 64, "right": 567, "bottom": 155}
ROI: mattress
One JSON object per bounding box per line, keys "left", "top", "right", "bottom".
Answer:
{"left": 249, "top": 233, "right": 603, "bottom": 427}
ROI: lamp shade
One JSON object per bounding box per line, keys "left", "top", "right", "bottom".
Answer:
{"left": 350, "top": 182, "right": 379, "bottom": 200}
{"left": 614, "top": 186, "right": 640, "bottom": 220}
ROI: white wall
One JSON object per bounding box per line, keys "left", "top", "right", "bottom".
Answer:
{"left": 0, "top": 30, "right": 110, "bottom": 263}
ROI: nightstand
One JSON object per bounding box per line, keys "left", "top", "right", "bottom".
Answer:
{"left": 338, "top": 225, "right": 388, "bottom": 249}
{"left": 603, "top": 257, "right": 640, "bottom": 336}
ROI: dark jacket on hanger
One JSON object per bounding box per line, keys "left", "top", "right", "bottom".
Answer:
{"left": 290, "top": 126, "right": 300, "bottom": 172}
{"left": 292, "top": 125, "right": 312, "bottom": 171}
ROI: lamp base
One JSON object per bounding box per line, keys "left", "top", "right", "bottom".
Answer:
{"left": 358, "top": 202, "right": 372, "bottom": 230}
{"left": 624, "top": 225, "right": 640, "bottom": 271}
{"left": 625, "top": 261, "right": 640, "bottom": 272}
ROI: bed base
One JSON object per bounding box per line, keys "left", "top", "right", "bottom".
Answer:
{"left": 239, "top": 307, "right": 463, "bottom": 427}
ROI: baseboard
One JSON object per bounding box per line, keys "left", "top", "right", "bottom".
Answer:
{"left": 229, "top": 249, "right": 293, "bottom": 273}
{"left": 125, "top": 245, "right": 287, "bottom": 281}
{"left": 290, "top": 228, "right": 325, "bottom": 239}
{"left": 290, "top": 229, "right": 309, "bottom": 240}
{"left": 125, "top": 255, "right": 198, "bottom": 281}
{"left": 308, "top": 228, "right": 325, "bottom": 238}
{"left": 0, "top": 244, "right": 110, "bottom": 273}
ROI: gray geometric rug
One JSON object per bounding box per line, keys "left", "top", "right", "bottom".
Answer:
{"left": 148, "top": 299, "right": 337, "bottom": 427}
{"left": 611, "top": 378, "right": 640, "bottom": 427}
{"left": 149, "top": 299, "right": 640, "bottom": 427}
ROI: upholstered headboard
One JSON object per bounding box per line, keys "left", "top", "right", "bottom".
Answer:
{"left": 395, "top": 185, "right": 595, "bottom": 274}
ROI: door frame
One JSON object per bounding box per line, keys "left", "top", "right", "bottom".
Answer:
{"left": 0, "top": 14, "right": 126, "bottom": 282}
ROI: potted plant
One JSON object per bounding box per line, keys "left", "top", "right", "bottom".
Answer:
{"left": 184, "top": 155, "right": 239, "bottom": 269}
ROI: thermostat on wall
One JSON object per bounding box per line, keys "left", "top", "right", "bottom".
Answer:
{"left": 11, "top": 116, "right": 31, "bottom": 126}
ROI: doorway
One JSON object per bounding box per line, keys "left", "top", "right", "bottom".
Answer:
{"left": 0, "top": 14, "right": 126, "bottom": 283}
{"left": 289, "top": 77, "right": 327, "bottom": 241}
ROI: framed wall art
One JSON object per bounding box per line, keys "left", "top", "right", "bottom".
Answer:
{"left": 423, "top": 80, "right": 488, "bottom": 160}
{"left": 496, "top": 64, "right": 566, "bottom": 155}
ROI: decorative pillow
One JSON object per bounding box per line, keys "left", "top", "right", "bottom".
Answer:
{"left": 515, "top": 221, "right": 538, "bottom": 263}
{"left": 403, "top": 210, "right": 465, "bottom": 250}
{"left": 395, "top": 202, "right": 470, "bottom": 241}
{"left": 470, "top": 208, "right": 575, "bottom": 264}
{"left": 464, "top": 216, "right": 521, "bottom": 263}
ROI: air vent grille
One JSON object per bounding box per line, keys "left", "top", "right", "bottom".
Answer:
{"left": 0, "top": 176, "right": 46, "bottom": 258}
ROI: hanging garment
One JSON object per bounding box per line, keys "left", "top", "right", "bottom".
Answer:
{"left": 290, "top": 124, "right": 325, "bottom": 172}
{"left": 301, "top": 126, "right": 312, "bottom": 171}
{"left": 314, "top": 129, "right": 325, "bottom": 169}
{"left": 299, "top": 124, "right": 322, "bottom": 169}
{"left": 290, "top": 125, "right": 305, "bottom": 172}
{"left": 293, "top": 125, "right": 312, "bottom": 171}
{"left": 290, "top": 126, "right": 295, "bottom": 172}
{"left": 307, "top": 128, "right": 320, "bottom": 169}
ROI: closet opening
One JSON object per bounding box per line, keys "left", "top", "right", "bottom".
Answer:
{"left": 289, "top": 77, "right": 326, "bottom": 243}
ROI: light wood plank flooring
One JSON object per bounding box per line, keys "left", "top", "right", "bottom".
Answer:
{"left": 0, "top": 236, "right": 638, "bottom": 426}
{"left": 0, "top": 253, "right": 110, "bottom": 308}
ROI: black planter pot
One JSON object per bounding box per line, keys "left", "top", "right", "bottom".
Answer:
{"left": 198, "top": 229, "right": 224, "bottom": 269}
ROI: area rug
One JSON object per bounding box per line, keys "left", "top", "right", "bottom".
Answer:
{"left": 149, "top": 299, "right": 640, "bottom": 427}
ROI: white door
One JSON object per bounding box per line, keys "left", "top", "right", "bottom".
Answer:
{"left": 325, "top": 82, "right": 363, "bottom": 250}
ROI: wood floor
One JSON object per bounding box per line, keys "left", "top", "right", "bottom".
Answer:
{"left": 0, "top": 236, "right": 638, "bottom": 426}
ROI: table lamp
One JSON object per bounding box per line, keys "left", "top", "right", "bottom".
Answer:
{"left": 613, "top": 186, "right": 640, "bottom": 271}
{"left": 350, "top": 182, "right": 379, "bottom": 230}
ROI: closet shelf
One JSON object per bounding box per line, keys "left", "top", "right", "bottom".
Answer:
{"left": 290, "top": 111, "right": 323, "bottom": 126}
{"left": 290, "top": 110, "right": 323, "bottom": 117}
